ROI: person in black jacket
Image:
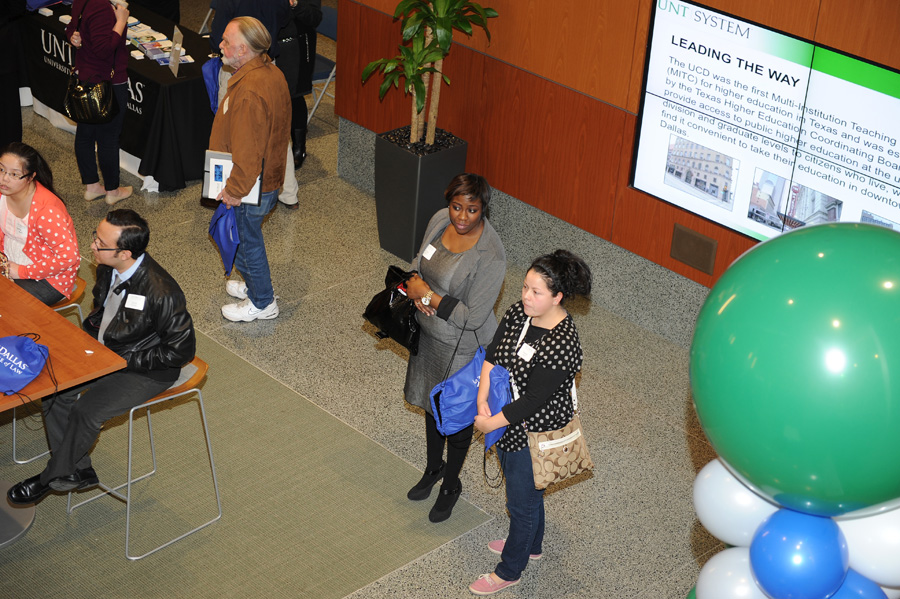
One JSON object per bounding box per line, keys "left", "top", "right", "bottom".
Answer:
{"left": 276, "top": 0, "right": 322, "bottom": 169}
{"left": 7, "top": 209, "right": 196, "bottom": 506}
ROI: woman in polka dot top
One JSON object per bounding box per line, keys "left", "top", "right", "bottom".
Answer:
{"left": 471, "top": 250, "right": 592, "bottom": 595}
{"left": 0, "top": 143, "right": 80, "bottom": 305}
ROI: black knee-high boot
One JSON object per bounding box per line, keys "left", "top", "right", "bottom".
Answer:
{"left": 408, "top": 412, "right": 447, "bottom": 501}
{"left": 429, "top": 424, "right": 474, "bottom": 522}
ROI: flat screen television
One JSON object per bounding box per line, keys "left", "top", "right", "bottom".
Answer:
{"left": 632, "top": 0, "right": 900, "bottom": 241}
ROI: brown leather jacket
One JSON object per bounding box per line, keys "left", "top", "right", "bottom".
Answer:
{"left": 209, "top": 54, "right": 291, "bottom": 196}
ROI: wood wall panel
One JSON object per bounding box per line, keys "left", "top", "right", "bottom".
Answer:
{"left": 611, "top": 115, "right": 756, "bottom": 286}
{"left": 337, "top": 1, "right": 408, "bottom": 133}
{"left": 467, "top": 60, "right": 622, "bottom": 239}
{"left": 350, "top": 0, "right": 641, "bottom": 110}
{"left": 815, "top": 0, "right": 900, "bottom": 70}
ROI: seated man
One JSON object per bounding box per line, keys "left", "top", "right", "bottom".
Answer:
{"left": 7, "top": 209, "right": 195, "bottom": 505}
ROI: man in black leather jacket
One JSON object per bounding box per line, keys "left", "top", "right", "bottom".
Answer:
{"left": 7, "top": 209, "right": 196, "bottom": 505}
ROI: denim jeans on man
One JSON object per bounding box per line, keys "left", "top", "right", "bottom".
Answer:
{"left": 233, "top": 189, "right": 278, "bottom": 308}
{"left": 495, "top": 446, "right": 546, "bottom": 581}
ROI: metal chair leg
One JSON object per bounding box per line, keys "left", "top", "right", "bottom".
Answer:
{"left": 11, "top": 406, "right": 50, "bottom": 465}
{"left": 65, "top": 388, "right": 222, "bottom": 560}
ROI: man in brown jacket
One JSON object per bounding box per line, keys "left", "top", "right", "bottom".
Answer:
{"left": 209, "top": 17, "right": 291, "bottom": 322}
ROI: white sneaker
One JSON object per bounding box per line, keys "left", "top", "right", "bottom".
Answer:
{"left": 221, "top": 298, "right": 279, "bottom": 322}
{"left": 225, "top": 280, "right": 248, "bottom": 299}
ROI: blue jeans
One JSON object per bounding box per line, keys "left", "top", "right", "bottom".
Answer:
{"left": 233, "top": 189, "right": 277, "bottom": 308}
{"left": 495, "top": 446, "right": 545, "bottom": 581}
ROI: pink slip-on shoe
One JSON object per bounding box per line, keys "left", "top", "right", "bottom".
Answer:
{"left": 487, "top": 539, "right": 542, "bottom": 560}
{"left": 469, "top": 573, "right": 520, "bottom": 595}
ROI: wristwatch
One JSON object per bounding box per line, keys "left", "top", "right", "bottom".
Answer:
{"left": 421, "top": 290, "right": 435, "bottom": 306}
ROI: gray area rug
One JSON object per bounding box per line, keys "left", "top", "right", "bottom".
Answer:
{"left": 0, "top": 328, "right": 490, "bottom": 597}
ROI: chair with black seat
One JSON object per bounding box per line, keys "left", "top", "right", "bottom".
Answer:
{"left": 11, "top": 276, "right": 88, "bottom": 465}
{"left": 66, "top": 356, "right": 222, "bottom": 560}
{"left": 307, "top": 5, "right": 337, "bottom": 124}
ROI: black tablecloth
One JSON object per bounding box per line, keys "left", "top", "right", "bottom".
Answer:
{"left": 24, "top": 3, "right": 214, "bottom": 191}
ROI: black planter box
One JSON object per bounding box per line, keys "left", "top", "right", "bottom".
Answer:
{"left": 374, "top": 129, "right": 468, "bottom": 262}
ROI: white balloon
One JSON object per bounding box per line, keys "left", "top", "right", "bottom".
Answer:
{"left": 697, "top": 547, "right": 769, "bottom": 599}
{"left": 882, "top": 587, "right": 900, "bottom": 599}
{"left": 839, "top": 508, "right": 900, "bottom": 587}
{"left": 693, "top": 458, "right": 779, "bottom": 546}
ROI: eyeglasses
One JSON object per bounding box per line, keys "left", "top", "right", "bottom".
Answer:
{"left": 91, "top": 231, "right": 120, "bottom": 252}
{"left": 0, "top": 165, "right": 30, "bottom": 180}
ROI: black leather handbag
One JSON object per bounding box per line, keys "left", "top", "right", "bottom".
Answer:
{"left": 363, "top": 266, "right": 420, "bottom": 355}
{"left": 63, "top": 69, "right": 119, "bottom": 125}
{"left": 62, "top": 4, "right": 119, "bottom": 125}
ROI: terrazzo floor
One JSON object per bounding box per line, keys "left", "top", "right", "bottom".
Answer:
{"left": 8, "top": 2, "right": 724, "bottom": 596}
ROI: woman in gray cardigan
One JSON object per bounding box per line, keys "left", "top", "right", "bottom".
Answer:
{"left": 404, "top": 173, "right": 506, "bottom": 522}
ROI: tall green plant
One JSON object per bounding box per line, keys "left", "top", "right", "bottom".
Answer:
{"left": 362, "top": 0, "right": 498, "bottom": 146}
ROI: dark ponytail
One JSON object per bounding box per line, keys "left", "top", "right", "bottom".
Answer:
{"left": 0, "top": 142, "right": 57, "bottom": 199}
{"left": 529, "top": 249, "right": 592, "bottom": 304}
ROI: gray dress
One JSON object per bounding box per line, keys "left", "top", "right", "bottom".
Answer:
{"left": 404, "top": 209, "right": 507, "bottom": 414}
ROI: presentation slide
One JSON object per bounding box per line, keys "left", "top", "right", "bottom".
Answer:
{"left": 632, "top": 0, "right": 900, "bottom": 240}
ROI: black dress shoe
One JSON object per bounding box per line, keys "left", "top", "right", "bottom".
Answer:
{"left": 7, "top": 474, "right": 52, "bottom": 505}
{"left": 407, "top": 461, "right": 445, "bottom": 501}
{"left": 282, "top": 202, "right": 300, "bottom": 211}
{"left": 429, "top": 480, "right": 462, "bottom": 523}
{"left": 49, "top": 467, "right": 100, "bottom": 492}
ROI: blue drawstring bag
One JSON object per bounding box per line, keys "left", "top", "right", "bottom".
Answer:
{"left": 209, "top": 202, "right": 240, "bottom": 275}
{"left": 430, "top": 346, "right": 484, "bottom": 436}
{"left": 0, "top": 335, "right": 49, "bottom": 395}
{"left": 485, "top": 364, "right": 512, "bottom": 450}
{"left": 201, "top": 56, "right": 222, "bottom": 114}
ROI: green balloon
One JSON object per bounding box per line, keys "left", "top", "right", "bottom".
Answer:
{"left": 687, "top": 587, "right": 696, "bottom": 599}
{"left": 691, "top": 224, "right": 900, "bottom": 516}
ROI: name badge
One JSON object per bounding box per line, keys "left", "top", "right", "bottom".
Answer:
{"left": 517, "top": 343, "right": 536, "bottom": 362}
{"left": 125, "top": 294, "right": 146, "bottom": 311}
{"left": 422, "top": 244, "right": 436, "bottom": 260}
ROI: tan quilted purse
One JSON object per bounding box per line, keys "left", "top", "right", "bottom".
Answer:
{"left": 526, "top": 387, "right": 594, "bottom": 490}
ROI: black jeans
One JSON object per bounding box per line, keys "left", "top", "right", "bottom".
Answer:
{"left": 73, "top": 83, "right": 128, "bottom": 191}
{"left": 14, "top": 279, "right": 64, "bottom": 306}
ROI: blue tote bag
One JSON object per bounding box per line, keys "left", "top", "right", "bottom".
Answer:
{"left": 0, "top": 335, "right": 50, "bottom": 395}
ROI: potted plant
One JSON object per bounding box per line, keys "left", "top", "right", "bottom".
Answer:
{"left": 362, "top": 0, "right": 498, "bottom": 262}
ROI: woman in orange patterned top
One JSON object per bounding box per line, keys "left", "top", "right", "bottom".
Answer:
{"left": 0, "top": 143, "right": 80, "bottom": 305}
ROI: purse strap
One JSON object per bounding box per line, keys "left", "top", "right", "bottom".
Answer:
{"left": 508, "top": 317, "right": 530, "bottom": 402}
{"left": 438, "top": 319, "right": 476, "bottom": 382}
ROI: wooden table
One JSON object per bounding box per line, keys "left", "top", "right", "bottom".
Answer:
{"left": 0, "top": 277, "right": 126, "bottom": 547}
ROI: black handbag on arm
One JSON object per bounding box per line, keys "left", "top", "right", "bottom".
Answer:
{"left": 363, "top": 266, "right": 420, "bottom": 355}
{"left": 62, "top": 4, "right": 120, "bottom": 125}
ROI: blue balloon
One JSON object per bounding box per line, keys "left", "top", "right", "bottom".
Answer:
{"left": 750, "top": 509, "right": 849, "bottom": 599}
{"left": 830, "top": 570, "right": 888, "bottom": 599}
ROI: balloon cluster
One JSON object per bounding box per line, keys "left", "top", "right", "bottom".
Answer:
{"left": 686, "top": 224, "right": 900, "bottom": 599}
